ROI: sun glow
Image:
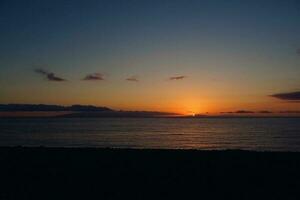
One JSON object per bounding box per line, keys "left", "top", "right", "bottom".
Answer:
{"left": 178, "top": 99, "right": 204, "bottom": 116}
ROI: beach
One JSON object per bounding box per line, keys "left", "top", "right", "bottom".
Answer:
{"left": 0, "top": 147, "right": 299, "bottom": 199}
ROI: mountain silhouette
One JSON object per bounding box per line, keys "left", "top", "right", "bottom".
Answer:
{"left": 0, "top": 104, "right": 112, "bottom": 112}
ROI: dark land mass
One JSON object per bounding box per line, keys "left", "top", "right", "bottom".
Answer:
{"left": 2, "top": 104, "right": 300, "bottom": 118}
{"left": 0, "top": 104, "right": 112, "bottom": 112}
{"left": 0, "top": 104, "right": 178, "bottom": 118}
{"left": 60, "top": 111, "right": 178, "bottom": 118}
{"left": 0, "top": 147, "right": 300, "bottom": 199}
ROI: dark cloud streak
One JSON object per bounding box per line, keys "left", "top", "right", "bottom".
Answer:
{"left": 34, "top": 69, "right": 66, "bottom": 81}
{"left": 83, "top": 73, "right": 104, "bottom": 81}
{"left": 126, "top": 76, "right": 139, "bottom": 82}
{"left": 270, "top": 91, "right": 300, "bottom": 101}
{"left": 169, "top": 75, "right": 187, "bottom": 80}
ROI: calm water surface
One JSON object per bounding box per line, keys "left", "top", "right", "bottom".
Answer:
{"left": 1, "top": 118, "right": 300, "bottom": 151}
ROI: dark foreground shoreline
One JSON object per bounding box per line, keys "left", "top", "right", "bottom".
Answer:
{"left": 1, "top": 147, "right": 300, "bottom": 199}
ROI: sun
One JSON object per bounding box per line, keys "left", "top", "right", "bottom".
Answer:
{"left": 184, "top": 111, "right": 197, "bottom": 116}
{"left": 172, "top": 97, "right": 211, "bottom": 116}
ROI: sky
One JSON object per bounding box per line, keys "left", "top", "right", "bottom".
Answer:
{"left": 0, "top": 0, "right": 300, "bottom": 115}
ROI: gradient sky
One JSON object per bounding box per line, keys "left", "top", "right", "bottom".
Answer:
{"left": 1, "top": 0, "right": 300, "bottom": 114}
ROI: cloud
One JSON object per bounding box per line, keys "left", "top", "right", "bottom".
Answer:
{"left": 270, "top": 91, "right": 300, "bottom": 101}
{"left": 169, "top": 75, "right": 187, "bottom": 80}
{"left": 126, "top": 76, "right": 139, "bottom": 82}
{"left": 83, "top": 73, "right": 104, "bottom": 81}
{"left": 297, "top": 48, "right": 300, "bottom": 55}
{"left": 34, "top": 69, "right": 66, "bottom": 81}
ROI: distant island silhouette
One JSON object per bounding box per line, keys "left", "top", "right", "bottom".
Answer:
{"left": 0, "top": 104, "right": 179, "bottom": 118}
{"left": 0, "top": 104, "right": 112, "bottom": 112}
{"left": 1, "top": 104, "right": 300, "bottom": 118}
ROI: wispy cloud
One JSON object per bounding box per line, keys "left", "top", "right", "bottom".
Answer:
{"left": 34, "top": 69, "right": 66, "bottom": 81}
{"left": 297, "top": 48, "right": 300, "bottom": 55}
{"left": 169, "top": 75, "right": 187, "bottom": 80}
{"left": 126, "top": 75, "right": 139, "bottom": 82}
{"left": 83, "top": 73, "right": 104, "bottom": 81}
{"left": 270, "top": 91, "right": 300, "bottom": 101}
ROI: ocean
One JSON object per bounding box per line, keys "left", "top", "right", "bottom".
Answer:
{"left": 1, "top": 117, "right": 300, "bottom": 151}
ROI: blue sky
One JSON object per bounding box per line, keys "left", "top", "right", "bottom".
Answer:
{"left": 1, "top": 0, "right": 300, "bottom": 113}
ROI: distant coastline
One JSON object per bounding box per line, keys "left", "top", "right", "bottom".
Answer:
{"left": 0, "top": 104, "right": 179, "bottom": 118}
{"left": 1, "top": 104, "right": 300, "bottom": 118}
